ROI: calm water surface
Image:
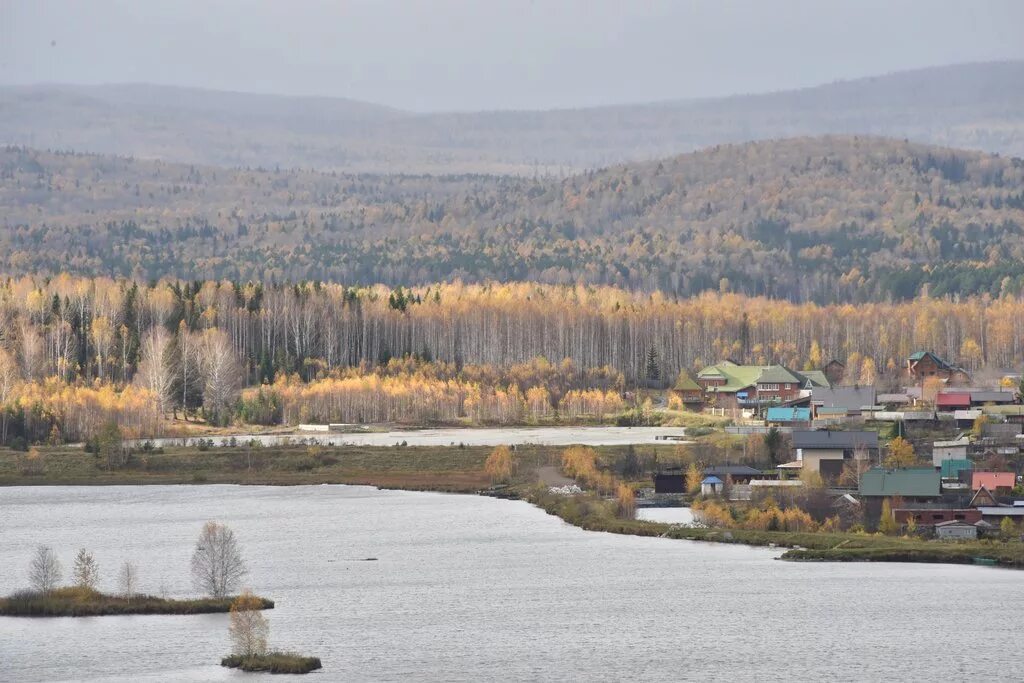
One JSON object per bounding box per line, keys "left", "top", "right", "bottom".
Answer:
{"left": 0, "top": 485, "right": 1020, "bottom": 682}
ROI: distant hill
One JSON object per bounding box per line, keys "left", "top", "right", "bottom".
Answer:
{"left": 1, "top": 136, "right": 1023, "bottom": 302}
{"left": 1, "top": 62, "right": 1023, "bottom": 173}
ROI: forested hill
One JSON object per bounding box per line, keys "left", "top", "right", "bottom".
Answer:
{"left": 1, "top": 61, "right": 1023, "bottom": 173}
{"left": 1, "top": 136, "right": 1023, "bottom": 302}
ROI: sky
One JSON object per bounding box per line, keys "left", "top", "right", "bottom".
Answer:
{"left": 1, "top": 0, "right": 1023, "bottom": 112}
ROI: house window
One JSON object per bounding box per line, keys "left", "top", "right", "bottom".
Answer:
{"left": 954, "top": 514, "right": 965, "bottom": 520}
{"left": 932, "top": 514, "right": 943, "bottom": 520}
{"left": 760, "top": 383, "right": 779, "bottom": 391}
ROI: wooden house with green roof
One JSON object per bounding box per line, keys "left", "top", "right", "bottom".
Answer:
{"left": 696, "top": 361, "right": 822, "bottom": 413}
{"left": 671, "top": 369, "right": 704, "bottom": 410}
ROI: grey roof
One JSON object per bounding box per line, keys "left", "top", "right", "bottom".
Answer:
{"left": 970, "top": 391, "right": 1015, "bottom": 403}
{"left": 704, "top": 465, "right": 762, "bottom": 477}
{"left": 976, "top": 507, "right": 1024, "bottom": 517}
{"left": 811, "top": 386, "right": 877, "bottom": 410}
{"left": 792, "top": 430, "right": 879, "bottom": 450}
{"left": 877, "top": 392, "right": 911, "bottom": 404}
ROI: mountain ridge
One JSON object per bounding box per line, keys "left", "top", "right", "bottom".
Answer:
{"left": 1, "top": 135, "right": 1022, "bottom": 302}
{"left": 2, "top": 61, "right": 1022, "bottom": 174}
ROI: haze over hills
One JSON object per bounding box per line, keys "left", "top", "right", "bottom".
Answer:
{"left": 2, "top": 135, "right": 1022, "bottom": 302}
{"left": 1, "top": 62, "right": 1023, "bottom": 174}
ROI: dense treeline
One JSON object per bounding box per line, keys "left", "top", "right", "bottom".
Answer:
{"left": 0, "top": 275, "right": 1022, "bottom": 443}
{"left": 2, "top": 137, "right": 1023, "bottom": 302}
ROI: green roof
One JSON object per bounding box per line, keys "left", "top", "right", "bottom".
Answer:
{"left": 673, "top": 370, "right": 701, "bottom": 392}
{"left": 697, "top": 362, "right": 804, "bottom": 393}
{"left": 798, "top": 370, "right": 830, "bottom": 388}
{"left": 940, "top": 459, "right": 973, "bottom": 479}
{"left": 756, "top": 366, "right": 804, "bottom": 384}
{"left": 859, "top": 467, "right": 941, "bottom": 497}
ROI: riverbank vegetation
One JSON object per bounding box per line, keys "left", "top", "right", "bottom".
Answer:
{"left": 0, "top": 587, "right": 274, "bottom": 617}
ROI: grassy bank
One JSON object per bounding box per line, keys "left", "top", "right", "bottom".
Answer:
{"left": 527, "top": 489, "right": 1024, "bottom": 568}
{"left": 221, "top": 653, "right": 323, "bottom": 674}
{"left": 0, "top": 587, "right": 275, "bottom": 617}
{"left": 0, "top": 442, "right": 673, "bottom": 491}
{"left": 4, "top": 443, "right": 1021, "bottom": 570}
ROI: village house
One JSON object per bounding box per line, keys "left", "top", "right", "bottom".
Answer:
{"left": 906, "top": 351, "right": 970, "bottom": 384}
{"left": 810, "top": 386, "right": 877, "bottom": 420}
{"left": 894, "top": 506, "right": 982, "bottom": 533}
{"left": 932, "top": 438, "right": 970, "bottom": 466}
{"left": 696, "top": 361, "right": 828, "bottom": 414}
{"left": 968, "top": 471, "right": 1017, "bottom": 493}
{"left": 859, "top": 467, "right": 942, "bottom": 526}
{"left": 823, "top": 359, "right": 846, "bottom": 385}
{"left": 671, "top": 369, "right": 704, "bottom": 410}
{"left": 703, "top": 465, "right": 763, "bottom": 484}
{"left": 790, "top": 429, "right": 879, "bottom": 481}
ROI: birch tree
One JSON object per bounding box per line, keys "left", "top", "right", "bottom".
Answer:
{"left": 29, "top": 545, "right": 62, "bottom": 594}
{"left": 191, "top": 521, "right": 247, "bottom": 598}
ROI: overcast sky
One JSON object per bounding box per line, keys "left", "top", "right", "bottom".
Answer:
{"left": 1, "top": 0, "right": 1022, "bottom": 112}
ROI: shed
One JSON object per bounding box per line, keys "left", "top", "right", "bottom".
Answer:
{"left": 704, "top": 465, "right": 762, "bottom": 483}
{"left": 932, "top": 438, "right": 970, "bottom": 466}
{"left": 766, "top": 407, "right": 811, "bottom": 424}
{"left": 935, "top": 520, "right": 978, "bottom": 540}
{"left": 701, "top": 476, "right": 724, "bottom": 496}
{"left": 970, "top": 391, "right": 1015, "bottom": 406}
{"left": 653, "top": 471, "right": 686, "bottom": 494}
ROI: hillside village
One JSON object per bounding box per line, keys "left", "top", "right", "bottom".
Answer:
{"left": 653, "top": 349, "right": 1024, "bottom": 537}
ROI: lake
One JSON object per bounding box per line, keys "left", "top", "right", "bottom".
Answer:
{"left": 125, "top": 426, "right": 691, "bottom": 449}
{"left": 1, "top": 485, "right": 1021, "bottom": 682}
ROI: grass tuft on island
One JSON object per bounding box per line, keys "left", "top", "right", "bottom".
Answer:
{"left": 221, "top": 653, "right": 323, "bottom": 674}
{"left": 0, "top": 587, "right": 274, "bottom": 617}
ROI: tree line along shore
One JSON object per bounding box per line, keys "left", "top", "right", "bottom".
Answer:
{"left": 3, "top": 440, "right": 1021, "bottom": 570}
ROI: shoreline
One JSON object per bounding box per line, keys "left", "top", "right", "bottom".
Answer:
{"left": 2, "top": 445, "right": 1022, "bottom": 570}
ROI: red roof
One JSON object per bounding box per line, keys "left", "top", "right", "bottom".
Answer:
{"left": 937, "top": 391, "right": 972, "bottom": 408}
{"left": 971, "top": 471, "right": 1016, "bottom": 490}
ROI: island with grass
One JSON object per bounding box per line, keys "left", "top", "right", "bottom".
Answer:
{"left": 0, "top": 586, "right": 274, "bottom": 617}
{"left": 221, "top": 653, "right": 323, "bottom": 674}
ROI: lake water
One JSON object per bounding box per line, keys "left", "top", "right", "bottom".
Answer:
{"left": 0, "top": 485, "right": 1021, "bottom": 682}
{"left": 126, "top": 426, "right": 691, "bottom": 449}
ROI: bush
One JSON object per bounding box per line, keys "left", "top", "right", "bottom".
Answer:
{"left": 221, "top": 653, "right": 322, "bottom": 674}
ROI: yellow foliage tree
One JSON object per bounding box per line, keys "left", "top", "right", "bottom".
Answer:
{"left": 615, "top": 484, "right": 636, "bottom": 518}
{"left": 878, "top": 499, "right": 899, "bottom": 535}
{"left": 484, "top": 445, "right": 513, "bottom": 484}
{"left": 884, "top": 437, "right": 917, "bottom": 469}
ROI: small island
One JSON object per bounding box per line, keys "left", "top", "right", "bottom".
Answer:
{"left": 221, "top": 653, "right": 323, "bottom": 674}
{"left": 0, "top": 587, "right": 274, "bottom": 617}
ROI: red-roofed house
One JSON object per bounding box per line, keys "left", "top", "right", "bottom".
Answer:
{"left": 970, "top": 471, "right": 1016, "bottom": 492}
{"left": 936, "top": 391, "right": 972, "bottom": 410}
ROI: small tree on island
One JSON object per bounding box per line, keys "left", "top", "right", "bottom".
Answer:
{"left": 229, "top": 591, "right": 269, "bottom": 659}
{"left": 118, "top": 561, "right": 139, "bottom": 603}
{"left": 192, "top": 521, "right": 248, "bottom": 598}
{"left": 29, "top": 545, "right": 63, "bottom": 594}
{"left": 73, "top": 548, "right": 100, "bottom": 591}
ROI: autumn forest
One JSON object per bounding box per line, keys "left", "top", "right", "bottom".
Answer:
{"left": 0, "top": 274, "right": 1020, "bottom": 446}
